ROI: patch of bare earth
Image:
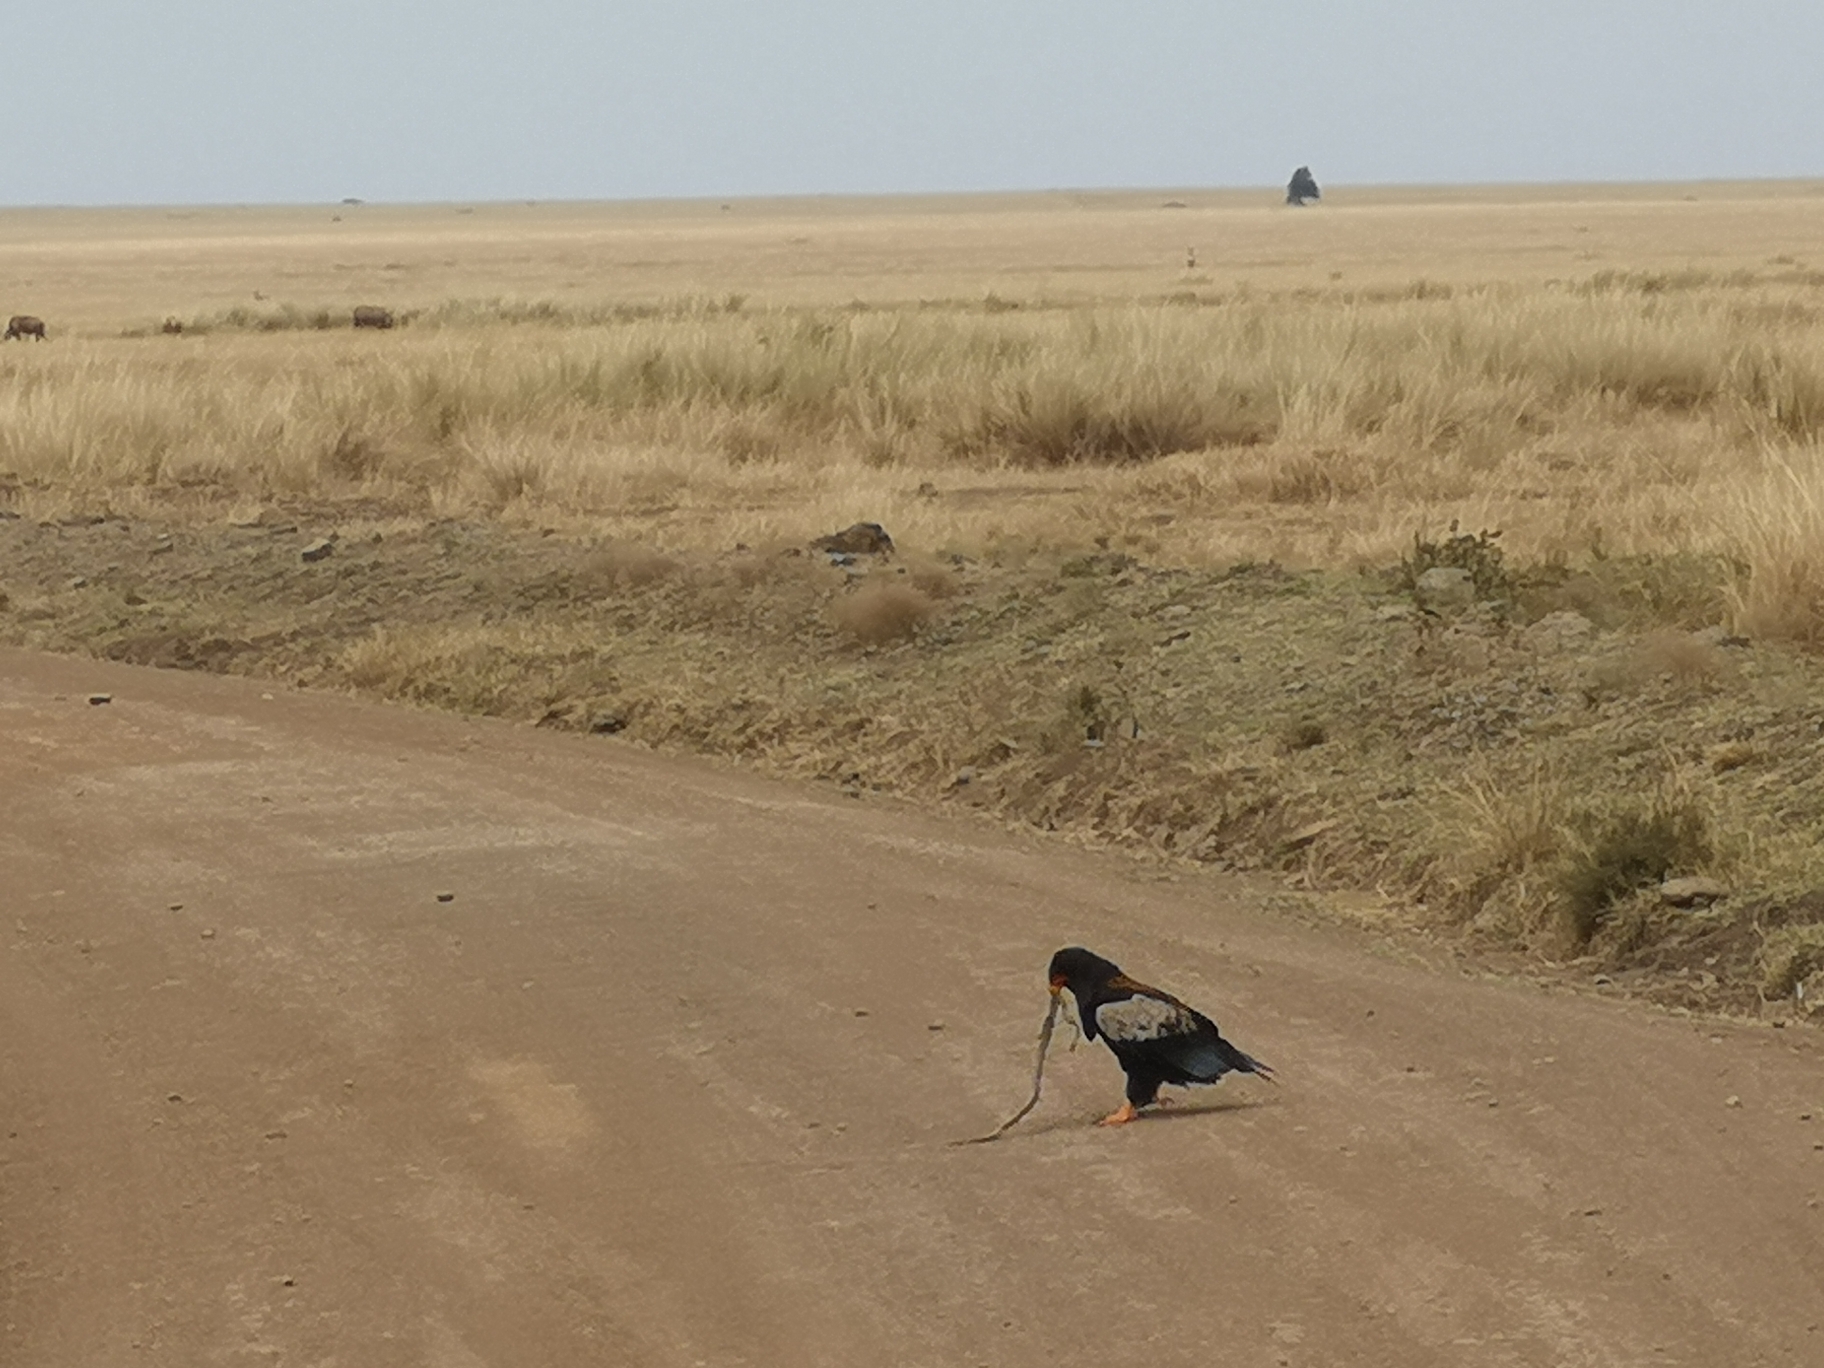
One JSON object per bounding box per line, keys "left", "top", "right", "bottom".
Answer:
{"left": 5, "top": 500, "right": 1824, "bottom": 1018}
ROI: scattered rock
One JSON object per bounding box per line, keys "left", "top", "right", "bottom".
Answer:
{"left": 67, "top": 575, "right": 89, "bottom": 590}
{"left": 1725, "top": 1095, "right": 1742, "bottom": 1108}
{"left": 1659, "top": 877, "right": 1728, "bottom": 908}
{"left": 1374, "top": 604, "right": 1415, "bottom": 622}
{"left": 1692, "top": 625, "right": 1750, "bottom": 649}
{"left": 299, "top": 537, "right": 336, "bottom": 563}
{"left": 150, "top": 536, "right": 174, "bottom": 555}
{"left": 1706, "top": 742, "right": 1757, "bottom": 774}
{"left": 87, "top": 693, "right": 111, "bottom": 706}
{"left": 588, "top": 712, "right": 627, "bottom": 735}
{"left": 1522, "top": 609, "right": 1596, "bottom": 653}
{"left": 435, "top": 891, "right": 455, "bottom": 903}
{"left": 810, "top": 522, "right": 894, "bottom": 557}
{"left": 1281, "top": 819, "right": 1340, "bottom": 851}
{"left": 1412, "top": 566, "right": 1475, "bottom": 613}
{"left": 951, "top": 765, "right": 978, "bottom": 787}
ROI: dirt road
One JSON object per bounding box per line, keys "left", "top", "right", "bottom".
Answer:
{"left": 3, "top": 649, "right": 1821, "bottom": 1367}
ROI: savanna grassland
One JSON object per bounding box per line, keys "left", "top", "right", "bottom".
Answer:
{"left": 7, "top": 182, "right": 1824, "bottom": 1011}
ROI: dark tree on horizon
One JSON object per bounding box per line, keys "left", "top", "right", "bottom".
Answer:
{"left": 1286, "top": 166, "right": 1320, "bottom": 206}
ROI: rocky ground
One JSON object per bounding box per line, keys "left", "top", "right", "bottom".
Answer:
{"left": 4, "top": 498, "right": 1823, "bottom": 1016}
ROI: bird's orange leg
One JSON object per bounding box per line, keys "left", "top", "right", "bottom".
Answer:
{"left": 1098, "top": 1102, "right": 1138, "bottom": 1126}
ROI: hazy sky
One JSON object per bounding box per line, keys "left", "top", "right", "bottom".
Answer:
{"left": 7, "top": 2, "right": 1821, "bottom": 206}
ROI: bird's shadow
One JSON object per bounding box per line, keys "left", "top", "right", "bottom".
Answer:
{"left": 1138, "top": 1094, "right": 1273, "bottom": 1124}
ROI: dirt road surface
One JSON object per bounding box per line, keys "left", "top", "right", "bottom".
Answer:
{"left": 3, "top": 649, "right": 1822, "bottom": 1367}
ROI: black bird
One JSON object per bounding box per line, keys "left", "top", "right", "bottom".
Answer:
{"left": 1048, "top": 946, "right": 1274, "bottom": 1126}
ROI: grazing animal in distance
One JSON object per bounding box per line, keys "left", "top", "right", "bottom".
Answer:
{"left": 4, "top": 315, "right": 47, "bottom": 341}
{"left": 352, "top": 305, "right": 395, "bottom": 329}
{"left": 1286, "top": 166, "right": 1321, "bottom": 206}
{"left": 161, "top": 317, "right": 184, "bottom": 335}
{"left": 1048, "top": 946, "right": 1274, "bottom": 1126}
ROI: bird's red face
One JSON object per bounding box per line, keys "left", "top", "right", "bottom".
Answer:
{"left": 1048, "top": 974, "right": 1068, "bottom": 997}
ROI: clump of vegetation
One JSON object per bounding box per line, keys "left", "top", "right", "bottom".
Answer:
{"left": 1401, "top": 523, "right": 1509, "bottom": 600}
{"left": 1761, "top": 924, "right": 1824, "bottom": 1000}
{"left": 1726, "top": 453, "right": 1824, "bottom": 650}
{"left": 1556, "top": 798, "right": 1712, "bottom": 945}
{"left": 952, "top": 376, "right": 1266, "bottom": 467}
{"left": 829, "top": 583, "right": 934, "bottom": 644}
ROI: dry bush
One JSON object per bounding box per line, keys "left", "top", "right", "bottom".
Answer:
{"left": 905, "top": 559, "right": 960, "bottom": 599}
{"left": 338, "top": 624, "right": 613, "bottom": 715}
{"left": 1555, "top": 796, "right": 1712, "bottom": 946}
{"left": 1633, "top": 630, "right": 1730, "bottom": 686}
{"left": 829, "top": 582, "right": 935, "bottom": 644}
{"left": 1725, "top": 449, "right": 1824, "bottom": 648}
{"left": 1761, "top": 924, "right": 1824, "bottom": 1000}
{"left": 1441, "top": 763, "right": 1571, "bottom": 933}
{"left": 580, "top": 541, "right": 681, "bottom": 589}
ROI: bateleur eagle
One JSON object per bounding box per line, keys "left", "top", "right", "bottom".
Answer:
{"left": 1048, "top": 946, "right": 1274, "bottom": 1125}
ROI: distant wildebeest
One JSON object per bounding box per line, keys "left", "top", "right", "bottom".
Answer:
{"left": 1286, "top": 166, "right": 1321, "bottom": 207}
{"left": 4, "top": 315, "right": 47, "bottom": 341}
{"left": 351, "top": 305, "right": 395, "bottom": 330}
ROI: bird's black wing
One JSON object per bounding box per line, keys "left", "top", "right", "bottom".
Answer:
{"left": 1094, "top": 980, "right": 1272, "bottom": 1083}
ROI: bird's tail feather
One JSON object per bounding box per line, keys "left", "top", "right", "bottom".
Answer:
{"left": 1227, "top": 1042, "right": 1276, "bottom": 1082}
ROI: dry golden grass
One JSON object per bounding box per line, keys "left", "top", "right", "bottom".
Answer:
{"left": 6, "top": 288, "right": 1824, "bottom": 598}
{"left": 4, "top": 186, "right": 1824, "bottom": 621}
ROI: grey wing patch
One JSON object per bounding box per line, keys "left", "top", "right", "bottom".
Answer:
{"left": 1095, "top": 995, "right": 1197, "bottom": 1043}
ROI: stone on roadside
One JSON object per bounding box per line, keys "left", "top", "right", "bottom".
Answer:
{"left": 300, "top": 538, "right": 336, "bottom": 563}
{"left": 810, "top": 523, "right": 894, "bottom": 557}
{"left": 1692, "top": 625, "right": 1750, "bottom": 649}
{"left": 1522, "top": 609, "right": 1596, "bottom": 654}
{"left": 1659, "top": 876, "right": 1728, "bottom": 908}
{"left": 1413, "top": 566, "right": 1475, "bottom": 613}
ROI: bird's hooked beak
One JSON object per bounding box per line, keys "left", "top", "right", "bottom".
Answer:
{"left": 1048, "top": 975, "right": 1068, "bottom": 998}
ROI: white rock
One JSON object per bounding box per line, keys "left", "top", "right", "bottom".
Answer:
{"left": 1413, "top": 566, "right": 1475, "bottom": 613}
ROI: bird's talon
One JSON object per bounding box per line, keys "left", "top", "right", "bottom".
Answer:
{"left": 1097, "top": 1103, "right": 1138, "bottom": 1126}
